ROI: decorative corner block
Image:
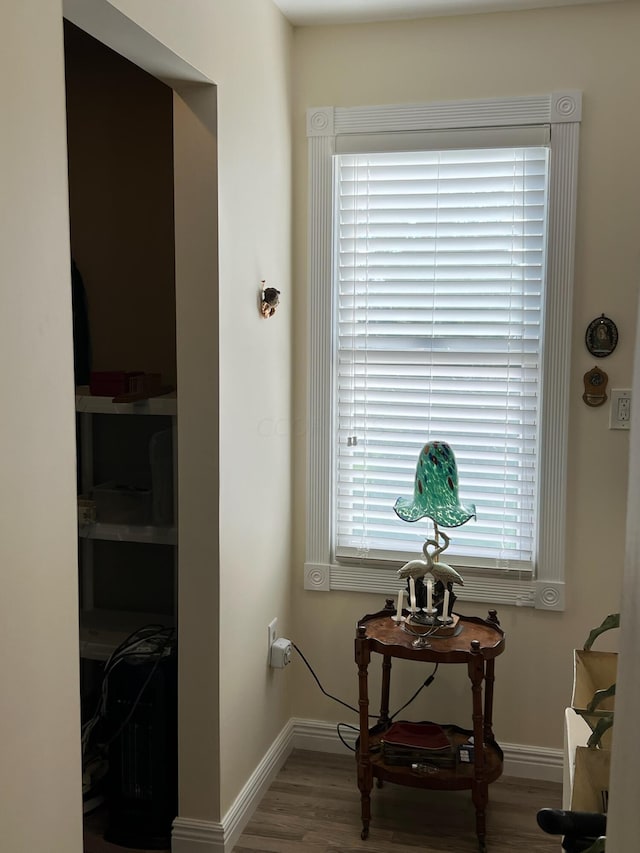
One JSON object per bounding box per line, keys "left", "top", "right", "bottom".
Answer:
{"left": 306, "top": 107, "right": 334, "bottom": 138}
{"left": 304, "top": 562, "right": 331, "bottom": 591}
{"left": 535, "top": 580, "right": 565, "bottom": 611}
{"left": 551, "top": 91, "right": 582, "bottom": 123}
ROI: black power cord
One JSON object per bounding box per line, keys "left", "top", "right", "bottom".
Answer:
{"left": 293, "top": 642, "right": 373, "bottom": 717}
{"left": 292, "top": 641, "right": 439, "bottom": 751}
{"left": 337, "top": 722, "right": 359, "bottom": 752}
{"left": 390, "top": 666, "right": 438, "bottom": 720}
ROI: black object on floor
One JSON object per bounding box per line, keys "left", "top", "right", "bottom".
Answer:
{"left": 561, "top": 835, "right": 603, "bottom": 853}
{"left": 537, "top": 808, "right": 607, "bottom": 838}
{"left": 103, "top": 639, "right": 177, "bottom": 850}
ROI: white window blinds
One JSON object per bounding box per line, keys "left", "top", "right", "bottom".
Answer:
{"left": 333, "top": 144, "right": 550, "bottom": 572}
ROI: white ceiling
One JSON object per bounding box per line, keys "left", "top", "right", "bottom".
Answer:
{"left": 272, "top": 0, "right": 618, "bottom": 26}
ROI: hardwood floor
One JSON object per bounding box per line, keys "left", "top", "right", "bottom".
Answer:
{"left": 84, "top": 748, "right": 562, "bottom": 852}
{"left": 233, "top": 749, "right": 562, "bottom": 853}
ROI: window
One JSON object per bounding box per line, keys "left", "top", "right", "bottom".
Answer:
{"left": 305, "top": 94, "right": 581, "bottom": 610}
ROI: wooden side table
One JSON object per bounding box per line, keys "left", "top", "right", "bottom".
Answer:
{"left": 354, "top": 603, "right": 506, "bottom": 852}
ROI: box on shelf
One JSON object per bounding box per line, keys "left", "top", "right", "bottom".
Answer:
{"left": 457, "top": 738, "right": 475, "bottom": 764}
{"left": 77, "top": 496, "right": 96, "bottom": 525}
{"left": 91, "top": 481, "right": 152, "bottom": 525}
{"left": 380, "top": 721, "right": 456, "bottom": 768}
{"left": 89, "top": 371, "right": 144, "bottom": 397}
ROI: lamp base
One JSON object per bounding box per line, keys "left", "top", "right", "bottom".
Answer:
{"left": 405, "top": 612, "right": 460, "bottom": 638}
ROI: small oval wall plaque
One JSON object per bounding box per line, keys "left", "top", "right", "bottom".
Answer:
{"left": 585, "top": 314, "right": 618, "bottom": 358}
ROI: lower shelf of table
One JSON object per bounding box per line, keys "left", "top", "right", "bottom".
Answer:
{"left": 358, "top": 726, "right": 503, "bottom": 791}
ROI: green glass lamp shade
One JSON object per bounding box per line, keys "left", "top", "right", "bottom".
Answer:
{"left": 394, "top": 441, "right": 476, "bottom": 528}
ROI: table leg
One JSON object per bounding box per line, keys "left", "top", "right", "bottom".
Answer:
{"left": 468, "top": 648, "right": 487, "bottom": 851}
{"left": 379, "top": 654, "right": 392, "bottom": 726}
{"left": 355, "top": 628, "right": 372, "bottom": 840}
{"left": 375, "top": 655, "right": 394, "bottom": 788}
{"left": 484, "top": 658, "right": 495, "bottom": 743}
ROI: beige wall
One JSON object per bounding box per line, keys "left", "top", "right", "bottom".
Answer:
{"left": 291, "top": 1, "right": 639, "bottom": 750}
{"left": 5, "top": 1, "right": 637, "bottom": 849}
{"left": 2, "top": 0, "right": 293, "bottom": 844}
{"left": 0, "top": 2, "right": 83, "bottom": 851}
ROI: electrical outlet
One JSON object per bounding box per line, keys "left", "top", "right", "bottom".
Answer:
{"left": 270, "top": 637, "right": 292, "bottom": 668}
{"left": 610, "top": 389, "right": 632, "bottom": 430}
{"left": 267, "top": 618, "right": 278, "bottom": 663}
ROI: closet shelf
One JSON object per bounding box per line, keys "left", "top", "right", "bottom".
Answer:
{"left": 75, "top": 386, "right": 177, "bottom": 416}
{"left": 78, "top": 522, "right": 177, "bottom": 545}
{"left": 80, "top": 608, "right": 175, "bottom": 661}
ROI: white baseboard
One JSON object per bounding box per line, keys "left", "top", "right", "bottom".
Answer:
{"left": 172, "top": 720, "right": 295, "bottom": 853}
{"left": 501, "top": 740, "right": 564, "bottom": 783}
{"left": 172, "top": 716, "right": 562, "bottom": 852}
{"left": 171, "top": 816, "right": 225, "bottom": 853}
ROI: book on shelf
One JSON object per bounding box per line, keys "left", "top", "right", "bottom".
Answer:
{"left": 380, "top": 721, "right": 456, "bottom": 767}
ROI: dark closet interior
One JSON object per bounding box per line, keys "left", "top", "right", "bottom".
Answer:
{"left": 65, "top": 21, "right": 178, "bottom": 851}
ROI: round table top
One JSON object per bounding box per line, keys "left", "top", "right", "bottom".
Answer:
{"left": 356, "top": 610, "right": 505, "bottom": 663}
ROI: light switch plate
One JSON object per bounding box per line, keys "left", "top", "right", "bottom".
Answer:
{"left": 268, "top": 618, "right": 277, "bottom": 663}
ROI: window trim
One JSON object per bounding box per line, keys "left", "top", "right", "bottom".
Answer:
{"left": 304, "top": 92, "right": 581, "bottom": 611}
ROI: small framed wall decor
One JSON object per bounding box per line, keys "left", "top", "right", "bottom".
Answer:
{"left": 585, "top": 314, "right": 618, "bottom": 358}
{"left": 583, "top": 365, "right": 608, "bottom": 407}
